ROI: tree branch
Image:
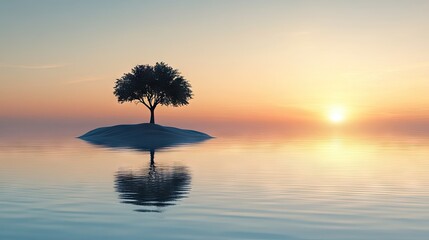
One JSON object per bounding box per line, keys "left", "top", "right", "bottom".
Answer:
{"left": 153, "top": 96, "right": 161, "bottom": 108}
{"left": 139, "top": 98, "right": 150, "bottom": 109}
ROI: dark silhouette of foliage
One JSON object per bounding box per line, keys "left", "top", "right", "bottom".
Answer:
{"left": 114, "top": 62, "right": 193, "bottom": 124}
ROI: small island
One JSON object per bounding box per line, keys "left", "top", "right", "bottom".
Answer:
{"left": 79, "top": 123, "right": 212, "bottom": 150}
{"left": 79, "top": 62, "right": 212, "bottom": 150}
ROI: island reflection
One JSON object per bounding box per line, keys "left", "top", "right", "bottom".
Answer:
{"left": 115, "top": 150, "right": 191, "bottom": 213}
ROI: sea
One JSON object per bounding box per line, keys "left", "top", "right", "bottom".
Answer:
{"left": 1, "top": 126, "right": 429, "bottom": 239}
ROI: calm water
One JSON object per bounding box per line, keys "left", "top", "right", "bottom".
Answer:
{"left": 1, "top": 132, "right": 429, "bottom": 239}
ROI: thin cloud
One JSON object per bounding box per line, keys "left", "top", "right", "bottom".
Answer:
{"left": 383, "top": 61, "right": 429, "bottom": 73}
{"left": 0, "top": 63, "right": 68, "bottom": 69}
{"left": 342, "top": 61, "right": 429, "bottom": 80}
{"left": 65, "top": 76, "right": 108, "bottom": 84}
{"left": 290, "top": 31, "right": 313, "bottom": 36}
{"left": 289, "top": 30, "right": 319, "bottom": 36}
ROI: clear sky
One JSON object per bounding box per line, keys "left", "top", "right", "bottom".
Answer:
{"left": 1, "top": 1, "right": 429, "bottom": 134}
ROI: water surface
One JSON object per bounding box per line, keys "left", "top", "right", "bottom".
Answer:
{"left": 1, "top": 132, "right": 429, "bottom": 239}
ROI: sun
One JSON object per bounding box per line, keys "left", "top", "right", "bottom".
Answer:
{"left": 328, "top": 106, "right": 346, "bottom": 124}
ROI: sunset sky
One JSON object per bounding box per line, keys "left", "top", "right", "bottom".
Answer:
{"left": 1, "top": 1, "right": 429, "bottom": 134}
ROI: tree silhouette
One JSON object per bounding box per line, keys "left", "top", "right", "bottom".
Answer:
{"left": 114, "top": 62, "right": 193, "bottom": 124}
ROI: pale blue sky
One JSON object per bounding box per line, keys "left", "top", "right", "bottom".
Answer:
{"left": 1, "top": 1, "right": 429, "bottom": 129}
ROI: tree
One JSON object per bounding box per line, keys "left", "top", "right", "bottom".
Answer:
{"left": 114, "top": 62, "right": 193, "bottom": 124}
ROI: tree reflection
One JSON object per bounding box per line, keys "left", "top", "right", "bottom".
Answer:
{"left": 115, "top": 150, "right": 191, "bottom": 212}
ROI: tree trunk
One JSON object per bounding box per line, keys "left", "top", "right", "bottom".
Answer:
{"left": 149, "top": 108, "right": 155, "bottom": 124}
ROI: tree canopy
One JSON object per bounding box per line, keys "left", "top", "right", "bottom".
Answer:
{"left": 114, "top": 62, "right": 193, "bottom": 124}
